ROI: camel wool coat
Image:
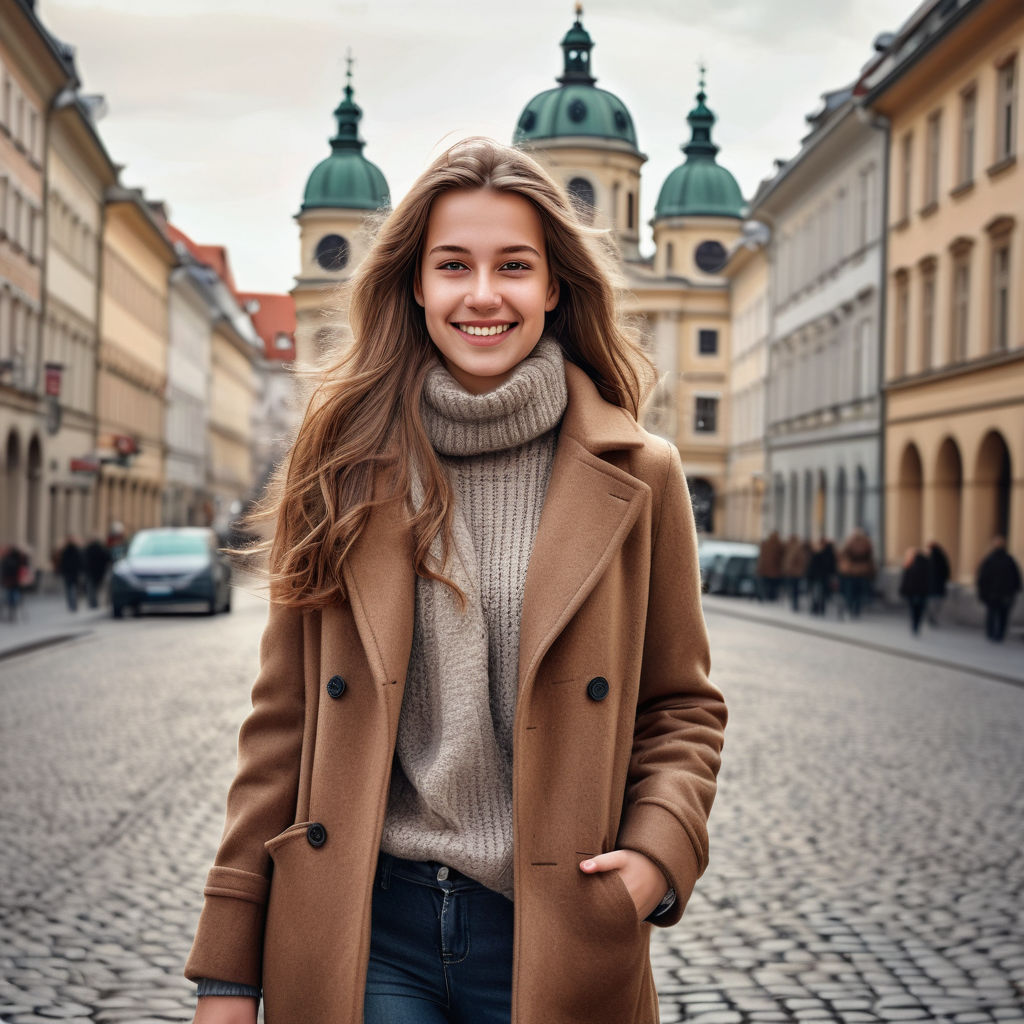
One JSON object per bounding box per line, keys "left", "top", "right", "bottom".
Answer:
{"left": 185, "top": 363, "right": 727, "bottom": 1023}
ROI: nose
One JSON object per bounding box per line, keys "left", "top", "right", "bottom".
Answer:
{"left": 465, "top": 272, "right": 500, "bottom": 311}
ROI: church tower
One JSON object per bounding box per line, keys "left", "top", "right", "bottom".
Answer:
{"left": 292, "top": 60, "right": 390, "bottom": 365}
{"left": 513, "top": 5, "right": 646, "bottom": 259}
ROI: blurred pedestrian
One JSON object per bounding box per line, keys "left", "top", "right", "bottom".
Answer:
{"left": 83, "top": 537, "right": 112, "bottom": 609}
{"left": 807, "top": 537, "right": 836, "bottom": 616}
{"left": 756, "top": 530, "right": 784, "bottom": 602}
{"left": 926, "top": 540, "right": 951, "bottom": 626}
{"left": 58, "top": 537, "right": 82, "bottom": 612}
{"left": 107, "top": 521, "right": 127, "bottom": 562}
{"left": 975, "top": 536, "right": 1022, "bottom": 643}
{"left": 782, "top": 534, "right": 809, "bottom": 612}
{"left": 1, "top": 544, "right": 28, "bottom": 622}
{"left": 899, "top": 547, "right": 931, "bottom": 635}
{"left": 838, "top": 527, "right": 874, "bottom": 619}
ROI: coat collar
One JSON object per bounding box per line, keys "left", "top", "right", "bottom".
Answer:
{"left": 340, "top": 358, "right": 650, "bottom": 692}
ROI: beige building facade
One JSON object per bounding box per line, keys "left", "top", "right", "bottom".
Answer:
{"left": 0, "top": 1, "right": 68, "bottom": 562}
{"left": 95, "top": 189, "right": 176, "bottom": 536}
{"left": 862, "top": 0, "right": 1023, "bottom": 589}
{"left": 44, "top": 91, "right": 118, "bottom": 554}
{"left": 720, "top": 231, "right": 769, "bottom": 541}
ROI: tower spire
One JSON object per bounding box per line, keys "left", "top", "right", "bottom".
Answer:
{"left": 683, "top": 65, "right": 719, "bottom": 160}
{"left": 331, "top": 49, "right": 365, "bottom": 152}
{"left": 558, "top": 4, "right": 596, "bottom": 85}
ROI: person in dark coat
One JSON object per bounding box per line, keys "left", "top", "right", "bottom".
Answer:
{"left": 899, "top": 547, "right": 931, "bottom": 635}
{"left": 807, "top": 538, "right": 837, "bottom": 616}
{"left": 926, "top": 540, "right": 951, "bottom": 626}
{"left": 756, "top": 530, "right": 784, "bottom": 602}
{"left": 975, "top": 536, "right": 1022, "bottom": 642}
{"left": 83, "top": 538, "right": 112, "bottom": 609}
{"left": 1, "top": 544, "right": 27, "bottom": 622}
{"left": 58, "top": 538, "right": 83, "bottom": 612}
{"left": 838, "top": 527, "right": 875, "bottom": 618}
{"left": 782, "top": 534, "right": 810, "bottom": 612}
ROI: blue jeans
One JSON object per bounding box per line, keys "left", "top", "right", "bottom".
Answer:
{"left": 364, "top": 853, "right": 513, "bottom": 1024}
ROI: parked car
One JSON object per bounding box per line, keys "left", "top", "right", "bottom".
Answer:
{"left": 697, "top": 539, "right": 759, "bottom": 597}
{"left": 110, "top": 527, "right": 232, "bottom": 618}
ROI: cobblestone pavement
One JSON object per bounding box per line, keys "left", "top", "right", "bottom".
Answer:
{"left": 1, "top": 588, "right": 1022, "bottom": 1023}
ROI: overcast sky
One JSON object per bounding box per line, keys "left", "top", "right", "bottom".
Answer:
{"left": 38, "top": 0, "right": 919, "bottom": 295}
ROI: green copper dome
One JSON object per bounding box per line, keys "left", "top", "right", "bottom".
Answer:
{"left": 302, "top": 71, "right": 390, "bottom": 212}
{"left": 655, "top": 76, "right": 744, "bottom": 219}
{"left": 513, "top": 8, "right": 638, "bottom": 150}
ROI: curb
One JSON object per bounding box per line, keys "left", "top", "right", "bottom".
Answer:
{"left": 702, "top": 601, "right": 1024, "bottom": 691}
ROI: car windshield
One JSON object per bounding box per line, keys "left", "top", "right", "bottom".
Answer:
{"left": 129, "top": 533, "right": 208, "bottom": 557}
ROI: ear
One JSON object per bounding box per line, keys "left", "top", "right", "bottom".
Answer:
{"left": 545, "top": 275, "right": 560, "bottom": 312}
{"left": 413, "top": 270, "right": 424, "bottom": 308}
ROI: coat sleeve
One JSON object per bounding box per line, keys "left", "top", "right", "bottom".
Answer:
{"left": 184, "top": 597, "right": 307, "bottom": 987}
{"left": 617, "top": 440, "right": 727, "bottom": 926}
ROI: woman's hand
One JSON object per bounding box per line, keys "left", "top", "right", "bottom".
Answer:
{"left": 192, "top": 996, "right": 258, "bottom": 1024}
{"left": 579, "top": 849, "right": 668, "bottom": 919}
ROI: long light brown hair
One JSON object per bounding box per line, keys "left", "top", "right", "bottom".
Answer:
{"left": 261, "top": 137, "right": 654, "bottom": 607}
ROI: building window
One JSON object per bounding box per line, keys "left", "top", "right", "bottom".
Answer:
{"left": 665, "top": 241, "right": 674, "bottom": 272}
{"left": 566, "top": 176, "right": 595, "bottom": 224}
{"left": 991, "top": 239, "right": 1011, "bottom": 352}
{"left": 627, "top": 191, "right": 635, "bottom": 231}
{"left": 698, "top": 328, "right": 718, "bottom": 355}
{"left": 893, "top": 271, "right": 909, "bottom": 377}
{"left": 694, "top": 395, "right": 718, "bottom": 433}
{"left": 995, "top": 56, "right": 1017, "bottom": 164}
{"left": 924, "top": 110, "right": 941, "bottom": 209}
{"left": 950, "top": 245, "right": 971, "bottom": 362}
{"left": 958, "top": 86, "right": 976, "bottom": 186}
{"left": 920, "top": 260, "right": 937, "bottom": 369}
{"left": 899, "top": 132, "right": 913, "bottom": 222}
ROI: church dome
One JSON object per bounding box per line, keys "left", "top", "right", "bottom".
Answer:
{"left": 302, "top": 71, "right": 390, "bottom": 212}
{"left": 655, "top": 76, "right": 744, "bottom": 220}
{"left": 513, "top": 7, "right": 638, "bottom": 151}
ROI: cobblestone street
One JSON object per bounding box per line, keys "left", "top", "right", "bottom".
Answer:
{"left": 1, "top": 587, "right": 1022, "bottom": 1023}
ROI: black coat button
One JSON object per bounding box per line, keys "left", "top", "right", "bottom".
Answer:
{"left": 587, "top": 676, "right": 610, "bottom": 701}
{"left": 326, "top": 675, "right": 346, "bottom": 699}
{"left": 307, "top": 823, "right": 327, "bottom": 848}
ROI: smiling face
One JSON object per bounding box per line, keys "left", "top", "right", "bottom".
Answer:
{"left": 414, "top": 188, "right": 560, "bottom": 394}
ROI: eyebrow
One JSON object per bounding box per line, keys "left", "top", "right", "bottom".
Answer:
{"left": 426, "top": 244, "right": 542, "bottom": 258}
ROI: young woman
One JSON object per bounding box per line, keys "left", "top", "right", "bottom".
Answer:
{"left": 186, "top": 138, "right": 727, "bottom": 1024}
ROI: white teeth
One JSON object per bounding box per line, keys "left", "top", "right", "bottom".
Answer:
{"left": 459, "top": 323, "right": 513, "bottom": 337}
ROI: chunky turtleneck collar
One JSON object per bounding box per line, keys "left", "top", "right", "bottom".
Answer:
{"left": 420, "top": 339, "right": 567, "bottom": 457}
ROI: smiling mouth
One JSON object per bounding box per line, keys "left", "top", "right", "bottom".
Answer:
{"left": 456, "top": 323, "right": 515, "bottom": 337}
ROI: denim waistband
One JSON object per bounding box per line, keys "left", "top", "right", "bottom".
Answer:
{"left": 376, "top": 852, "right": 491, "bottom": 893}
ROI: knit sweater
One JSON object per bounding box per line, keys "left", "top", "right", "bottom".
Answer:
{"left": 380, "top": 339, "right": 567, "bottom": 898}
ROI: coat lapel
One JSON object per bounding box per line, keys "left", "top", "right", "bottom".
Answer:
{"left": 518, "top": 363, "right": 649, "bottom": 687}
{"left": 340, "top": 496, "right": 415, "bottom": 691}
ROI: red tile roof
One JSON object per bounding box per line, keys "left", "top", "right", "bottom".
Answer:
{"left": 167, "top": 224, "right": 239, "bottom": 297}
{"left": 237, "top": 292, "right": 297, "bottom": 361}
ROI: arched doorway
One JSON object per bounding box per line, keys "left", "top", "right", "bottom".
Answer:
{"left": 803, "top": 469, "right": 814, "bottom": 539}
{"left": 855, "top": 466, "right": 868, "bottom": 530}
{"left": 789, "top": 471, "right": 799, "bottom": 535}
{"left": 896, "top": 443, "right": 924, "bottom": 558}
{"left": 4, "top": 429, "right": 22, "bottom": 545}
{"left": 813, "top": 469, "right": 828, "bottom": 540}
{"left": 26, "top": 436, "right": 42, "bottom": 552}
{"left": 835, "top": 467, "right": 848, "bottom": 542}
{"left": 688, "top": 478, "right": 715, "bottom": 535}
{"left": 933, "top": 437, "right": 963, "bottom": 577}
{"left": 973, "top": 431, "right": 1012, "bottom": 552}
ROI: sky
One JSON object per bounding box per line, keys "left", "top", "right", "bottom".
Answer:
{"left": 37, "top": 0, "right": 921, "bottom": 295}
